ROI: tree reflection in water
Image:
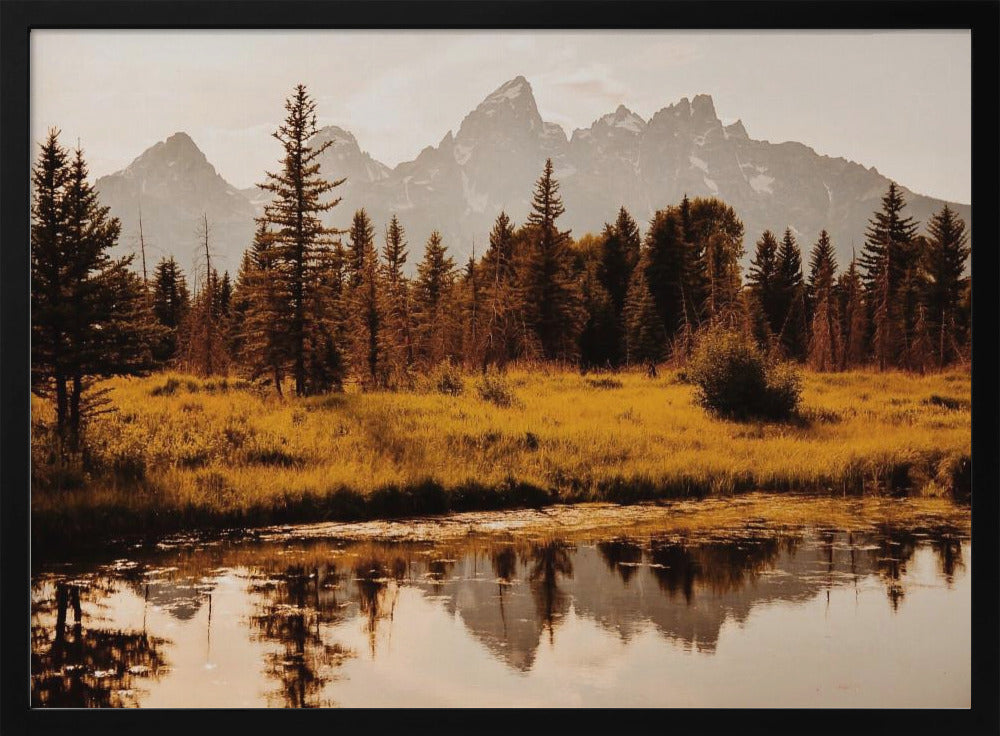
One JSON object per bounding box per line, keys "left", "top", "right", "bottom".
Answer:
{"left": 648, "top": 534, "right": 793, "bottom": 602}
{"left": 31, "top": 581, "right": 168, "bottom": 707}
{"left": 353, "top": 557, "right": 405, "bottom": 659}
{"left": 30, "top": 520, "right": 969, "bottom": 708}
{"left": 872, "top": 527, "right": 919, "bottom": 611}
{"left": 527, "top": 541, "right": 574, "bottom": 645}
{"left": 247, "top": 564, "right": 354, "bottom": 708}
{"left": 596, "top": 540, "right": 644, "bottom": 585}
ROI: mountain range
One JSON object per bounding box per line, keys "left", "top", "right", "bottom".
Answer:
{"left": 95, "top": 75, "right": 971, "bottom": 281}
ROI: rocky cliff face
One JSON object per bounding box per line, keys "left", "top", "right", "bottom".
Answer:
{"left": 96, "top": 78, "right": 971, "bottom": 279}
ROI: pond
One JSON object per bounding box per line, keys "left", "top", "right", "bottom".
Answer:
{"left": 31, "top": 501, "right": 970, "bottom": 708}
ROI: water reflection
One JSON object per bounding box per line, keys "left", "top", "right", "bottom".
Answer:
{"left": 31, "top": 582, "right": 169, "bottom": 707}
{"left": 31, "top": 521, "right": 970, "bottom": 708}
{"left": 248, "top": 565, "right": 354, "bottom": 707}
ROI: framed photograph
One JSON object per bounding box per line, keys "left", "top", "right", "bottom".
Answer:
{"left": 2, "top": 1, "right": 997, "bottom": 732}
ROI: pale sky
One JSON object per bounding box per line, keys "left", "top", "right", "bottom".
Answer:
{"left": 31, "top": 30, "right": 971, "bottom": 203}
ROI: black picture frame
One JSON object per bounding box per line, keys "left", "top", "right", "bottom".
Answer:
{"left": 2, "top": 2, "right": 998, "bottom": 733}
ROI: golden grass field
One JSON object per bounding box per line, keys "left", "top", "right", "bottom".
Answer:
{"left": 31, "top": 366, "right": 971, "bottom": 545}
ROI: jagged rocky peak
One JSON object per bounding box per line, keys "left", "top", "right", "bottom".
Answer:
{"left": 649, "top": 94, "right": 722, "bottom": 133}
{"left": 724, "top": 119, "right": 749, "bottom": 140}
{"left": 691, "top": 93, "right": 718, "bottom": 122}
{"left": 595, "top": 104, "right": 647, "bottom": 133}
{"left": 126, "top": 131, "right": 209, "bottom": 175}
{"left": 457, "top": 75, "right": 543, "bottom": 140}
{"left": 311, "top": 125, "right": 360, "bottom": 148}
{"left": 483, "top": 75, "right": 534, "bottom": 105}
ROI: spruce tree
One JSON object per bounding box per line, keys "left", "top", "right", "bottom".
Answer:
{"left": 623, "top": 252, "right": 665, "bottom": 366}
{"left": 860, "top": 182, "right": 920, "bottom": 293}
{"left": 456, "top": 250, "right": 486, "bottom": 371}
{"left": 518, "top": 158, "right": 585, "bottom": 362}
{"left": 923, "top": 204, "right": 970, "bottom": 366}
{"left": 806, "top": 229, "right": 838, "bottom": 313}
{"left": 746, "top": 229, "right": 782, "bottom": 343}
{"left": 596, "top": 207, "right": 641, "bottom": 364}
{"left": 414, "top": 230, "right": 457, "bottom": 367}
{"left": 237, "top": 222, "right": 288, "bottom": 395}
{"left": 31, "top": 130, "right": 71, "bottom": 440}
{"left": 32, "top": 135, "right": 160, "bottom": 450}
{"left": 381, "top": 214, "right": 415, "bottom": 384}
{"left": 643, "top": 207, "right": 688, "bottom": 344}
{"left": 859, "top": 182, "right": 921, "bottom": 368}
{"left": 151, "top": 256, "right": 190, "bottom": 364}
{"left": 776, "top": 228, "right": 807, "bottom": 360}
{"left": 837, "top": 257, "right": 868, "bottom": 369}
{"left": 347, "top": 209, "right": 376, "bottom": 290}
{"left": 688, "top": 198, "right": 745, "bottom": 326}
{"left": 577, "top": 233, "right": 618, "bottom": 369}
{"left": 807, "top": 258, "right": 837, "bottom": 371}
{"left": 349, "top": 226, "right": 386, "bottom": 389}
{"left": 481, "top": 211, "right": 519, "bottom": 370}
{"left": 257, "top": 83, "right": 346, "bottom": 396}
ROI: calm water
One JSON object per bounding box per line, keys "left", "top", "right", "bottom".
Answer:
{"left": 31, "top": 519, "right": 970, "bottom": 708}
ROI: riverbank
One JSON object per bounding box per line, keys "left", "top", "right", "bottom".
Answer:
{"left": 31, "top": 366, "right": 971, "bottom": 550}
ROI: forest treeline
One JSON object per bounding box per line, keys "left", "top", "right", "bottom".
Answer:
{"left": 32, "top": 84, "right": 971, "bottom": 448}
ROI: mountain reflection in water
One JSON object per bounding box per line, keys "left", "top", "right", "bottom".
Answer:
{"left": 31, "top": 523, "right": 970, "bottom": 708}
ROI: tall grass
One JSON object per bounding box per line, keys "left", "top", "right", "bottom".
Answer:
{"left": 31, "top": 366, "right": 971, "bottom": 546}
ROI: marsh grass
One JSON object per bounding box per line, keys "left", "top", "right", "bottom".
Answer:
{"left": 31, "top": 366, "right": 971, "bottom": 547}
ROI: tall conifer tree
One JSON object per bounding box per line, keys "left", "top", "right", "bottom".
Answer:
{"left": 257, "top": 83, "right": 346, "bottom": 395}
{"left": 776, "top": 228, "right": 807, "bottom": 359}
{"left": 414, "top": 230, "right": 457, "bottom": 367}
{"left": 923, "top": 204, "right": 970, "bottom": 366}
{"left": 151, "top": 256, "right": 190, "bottom": 364}
{"left": 518, "top": 158, "right": 585, "bottom": 362}
{"left": 32, "top": 134, "right": 159, "bottom": 450}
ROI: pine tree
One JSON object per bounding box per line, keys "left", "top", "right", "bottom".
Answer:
{"left": 860, "top": 182, "right": 920, "bottom": 293}
{"left": 643, "top": 207, "right": 688, "bottom": 343}
{"left": 347, "top": 209, "right": 376, "bottom": 290}
{"left": 776, "top": 228, "right": 807, "bottom": 360}
{"left": 381, "top": 214, "right": 415, "bottom": 384}
{"left": 807, "top": 258, "right": 837, "bottom": 371}
{"left": 518, "top": 158, "right": 585, "bottom": 362}
{"left": 688, "top": 198, "right": 745, "bottom": 326}
{"left": 806, "top": 229, "right": 837, "bottom": 314}
{"left": 414, "top": 230, "right": 457, "bottom": 367}
{"left": 746, "top": 229, "right": 782, "bottom": 345}
{"left": 596, "top": 207, "right": 641, "bottom": 365}
{"left": 923, "top": 204, "right": 970, "bottom": 367}
{"left": 623, "top": 252, "right": 665, "bottom": 365}
{"left": 257, "top": 83, "right": 346, "bottom": 396}
{"left": 151, "top": 256, "right": 190, "bottom": 363}
{"left": 31, "top": 130, "right": 72, "bottom": 440}
{"left": 837, "top": 257, "right": 868, "bottom": 369}
{"left": 859, "top": 182, "right": 921, "bottom": 368}
{"left": 871, "top": 245, "right": 892, "bottom": 371}
{"left": 32, "top": 134, "right": 160, "bottom": 451}
{"left": 576, "top": 233, "right": 618, "bottom": 369}
{"left": 481, "top": 211, "right": 519, "bottom": 370}
{"left": 237, "top": 221, "right": 288, "bottom": 395}
{"left": 349, "top": 226, "right": 386, "bottom": 389}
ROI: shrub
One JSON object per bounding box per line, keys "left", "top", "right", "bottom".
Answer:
{"left": 431, "top": 361, "right": 465, "bottom": 396}
{"left": 476, "top": 369, "right": 519, "bottom": 408}
{"left": 687, "top": 326, "right": 801, "bottom": 421}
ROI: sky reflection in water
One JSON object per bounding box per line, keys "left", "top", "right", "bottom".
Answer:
{"left": 31, "top": 523, "right": 970, "bottom": 708}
